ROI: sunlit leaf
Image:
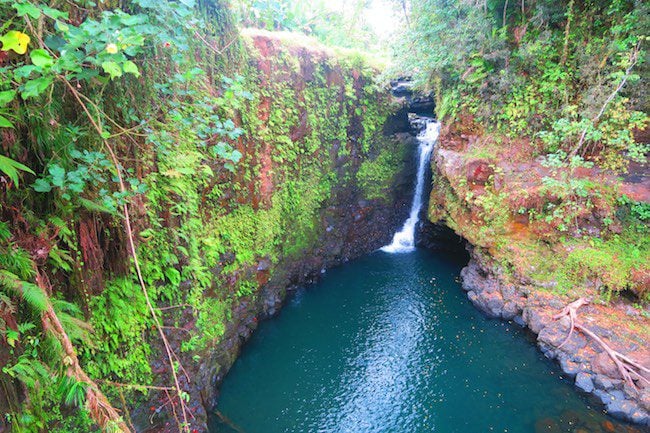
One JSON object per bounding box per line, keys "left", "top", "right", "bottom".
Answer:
{"left": 101, "top": 61, "right": 122, "bottom": 79}
{"left": 0, "top": 114, "right": 13, "bottom": 128}
{"left": 30, "top": 49, "right": 54, "bottom": 67}
{"left": 0, "top": 30, "right": 31, "bottom": 54}
{"left": 0, "top": 90, "right": 17, "bottom": 107}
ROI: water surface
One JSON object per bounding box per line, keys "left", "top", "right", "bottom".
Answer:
{"left": 211, "top": 250, "right": 641, "bottom": 433}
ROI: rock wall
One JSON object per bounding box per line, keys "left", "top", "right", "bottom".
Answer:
{"left": 460, "top": 248, "right": 649, "bottom": 425}
{"left": 128, "top": 31, "right": 417, "bottom": 432}
{"left": 428, "top": 125, "right": 650, "bottom": 426}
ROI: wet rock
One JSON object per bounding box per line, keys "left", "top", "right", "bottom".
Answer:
{"left": 502, "top": 301, "right": 519, "bottom": 320}
{"left": 409, "top": 96, "right": 435, "bottom": 116}
{"left": 415, "top": 220, "right": 466, "bottom": 253}
{"left": 575, "top": 372, "right": 595, "bottom": 393}
{"left": 593, "top": 351, "right": 622, "bottom": 379}
{"left": 538, "top": 320, "right": 568, "bottom": 347}
{"left": 594, "top": 374, "right": 619, "bottom": 390}
{"left": 559, "top": 355, "right": 582, "bottom": 378}
{"left": 448, "top": 248, "right": 648, "bottom": 426}
{"left": 525, "top": 308, "right": 550, "bottom": 334}
{"left": 640, "top": 389, "right": 650, "bottom": 411}
{"left": 594, "top": 389, "right": 613, "bottom": 404}
{"left": 383, "top": 105, "right": 410, "bottom": 134}
{"left": 606, "top": 398, "right": 649, "bottom": 425}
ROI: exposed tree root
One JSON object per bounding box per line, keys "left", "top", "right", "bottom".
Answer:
{"left": 36, "top": 271, "right": 131, "bottom": 432}
{"left": 553, "top": 298, "right": 650, "bottom": 391}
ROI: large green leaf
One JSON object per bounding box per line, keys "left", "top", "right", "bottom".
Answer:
{"left": 0, "top": 114, "right": 13, "bottom": 128}
{"left": 101, "top": 61, "right": 122, "bottom": 79}
{"left": 30, "top": 49, "right": 54, "bottom": 67}
{"left": 122, "top": 60, "right": 140, "bottom": 77}
{"left": 0, "top": 154, "right": 34, "bottom": 185}
{"left": 0, "top": 90, "right": 16, "bottom": 107}
{"left": 40, "top": 5, "right": 69, "bottom": 20}
{"left": 12, "top": 2, "right": 41, "bottom": 19}
{"left": 32, "top": 178, "right": 52, "bottom": 192}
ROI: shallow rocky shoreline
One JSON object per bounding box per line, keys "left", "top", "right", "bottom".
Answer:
{"left": 460, "top": 247, "right": 650, "bottom": 427}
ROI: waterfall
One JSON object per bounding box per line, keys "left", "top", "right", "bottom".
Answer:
{"left": 381, "top": 120, "right": 440, "bottom": 254}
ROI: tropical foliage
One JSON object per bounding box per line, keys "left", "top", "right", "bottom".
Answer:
{"left": 393, "top": 0, "right": 648, "bottom": 169}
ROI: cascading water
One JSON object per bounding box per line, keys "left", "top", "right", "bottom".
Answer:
{"left": 381, "top": 120, "right": 440, "bottom": 254}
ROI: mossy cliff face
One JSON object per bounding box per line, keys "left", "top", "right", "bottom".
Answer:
{"left": 427, "top": 123, "right": 650, "bottom": 425}
{"left": 175, "top": 30, "right": 415, "bottom": 431}
{"left": 126, "top": 33, "right": 414, "bottom": 431}
{"left": 0, "top": 17, "right": 413, "bottom": 433}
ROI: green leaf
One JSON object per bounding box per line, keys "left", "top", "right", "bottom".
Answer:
{"left": 12, "top": 2, "right": 41, "bottom": 19}
{"left": 122, "top": 60, "right": 140, "bottom": 77}
{"left": 55, "top": 20, "right": 69, "bottom": 33}
{"left": 0, "top": 30, "right": 30, "bottom": 54}
{"left": 30, "top": 49, "right": 53, "bottom": 67}
{"left": 230, "top": 150, "right": 243, "bottom": 163}
{"left": 13, "top": 65, "right": 38, "bottom": 79}
{"left": 40, "top": 5, "right": 69, "bottom": 20}
{"left": 21, "top": 76, "right": 53, "bottom": 99}
{"left": 32, "top": 178, "right": 52, "bottom": 192}
{"left": 0, "top": 154, "right": 34, "bottom": 185}
{"left": 0, "top": 90, "right": 16, "bottom": 107}
{"left": 78, "top": 197, "right": 120, "bottom": 217}
{"left": 0, "top": 114, "right": 13, "bottom": 128}
{"left": 48, "top": 165, "right": 65, "bottom": 187}
{"left": 101, "top": 61, "right": 122, "bottom": 79}
{"left": 0, "top": 270, "right": 48, "bottom": 313}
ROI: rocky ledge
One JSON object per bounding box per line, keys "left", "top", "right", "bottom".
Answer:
{"left": 461, "top": 247, "right": 650, "bottom": 426}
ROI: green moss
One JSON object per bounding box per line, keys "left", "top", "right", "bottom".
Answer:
{"left": 80, "top": 277, "right": 152, "bottom": 389}
{"left": 357, "top": 138, "right": 407, "bottom": 201}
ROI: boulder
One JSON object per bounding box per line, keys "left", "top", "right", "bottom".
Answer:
{"left": 575, "top": 372, "right": 595, "bottom": 393}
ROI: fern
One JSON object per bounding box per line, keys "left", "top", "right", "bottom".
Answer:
{"left": 51, "top": 298, "right": 93, "bottom": 344}
{"left": 0, "top": 270, "right": 49, "bottom": 314}
{"left": 0, "top": 244, "right": 35, "bottom": 281}
{"left": 0, "top": 154, "right": 34, "bottom": 186}
{"left": 2, "top": 356, "right": 50, "bottom": 390}
{"left": 0, "top": 221, "right": 10, "bottom": 242}
{"left": 57, "top": 376, "right": 88, "bottom": 407}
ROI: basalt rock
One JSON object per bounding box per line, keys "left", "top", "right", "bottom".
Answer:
{"left": 458, "top": 247, "right": 650, "bottom": 426}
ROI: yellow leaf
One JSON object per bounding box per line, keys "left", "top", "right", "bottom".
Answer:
{"left": 0, "top": 30, "right": 31, "bottom": 55}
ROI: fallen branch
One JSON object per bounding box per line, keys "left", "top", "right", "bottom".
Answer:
{"left": 553, "top": 297, "right": 649, "bottom": 391}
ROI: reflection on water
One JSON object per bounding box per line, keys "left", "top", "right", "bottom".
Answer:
{"left": 211, "top": 250, "right": 645, "bottom": 433}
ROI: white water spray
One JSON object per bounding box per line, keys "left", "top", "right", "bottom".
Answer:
{"left": 382, "top": 120, "right": 440, "bottom": 254}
